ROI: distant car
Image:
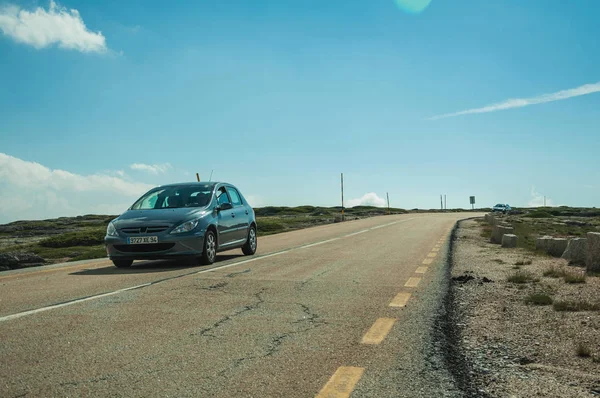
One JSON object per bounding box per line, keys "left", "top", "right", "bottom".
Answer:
{"left": 105, "top": 182, "right": 257, "bottom": 268}
{"left": 492, "top": 204, "right": 512, "bottom": 214}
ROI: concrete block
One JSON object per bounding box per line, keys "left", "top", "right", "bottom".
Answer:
{"left": 546, "top": 238, "right": 569, "bottom": 257}
{"left": 492, "top": 225, "right": 514, "bottom": 244}
{"left": 535, "top": 236, "right": 552, "bottom": 251}
{"left": 561, "top": 238, "right": 587, "bottom": 265}
{"left": 501, "top": 234, "right": 518, "bottom": 248}
{"left": 586, "top": 232, "right": 600, "bottom": 273}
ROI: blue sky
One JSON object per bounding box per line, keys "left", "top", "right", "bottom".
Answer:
{"left": 0, "top": 0, "right": 599, "bottom": 222}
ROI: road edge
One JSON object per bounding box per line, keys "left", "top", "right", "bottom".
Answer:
{"left": 433, "top": 217, "right": 490, "bottom": 398}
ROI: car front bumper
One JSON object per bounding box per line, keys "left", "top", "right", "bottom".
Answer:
{"left": 105, "top": 232, "right": 205, "bottom": 260}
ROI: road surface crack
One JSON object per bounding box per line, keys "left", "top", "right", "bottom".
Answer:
{"left": 225, "top": 268, "right": 251, "bottom": 278}
{"left": 199, "top": 281, "right": 229, "bottom": 291}
{"left": 193, "top": 288, "right": 266, "bottom": 337}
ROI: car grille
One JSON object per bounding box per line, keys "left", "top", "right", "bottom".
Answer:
{"left": 120, "top": 226, "right": 170, "bottom": 234}
{"left": 113, "top": 243, "right": 175, "bottom": 253}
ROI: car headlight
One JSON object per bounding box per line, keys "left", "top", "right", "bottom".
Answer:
{"left": 107, "top": 222, "right": 118, "bottom": 237}
{"left": 171, "top": 219, "right": 199, "bottom": 234}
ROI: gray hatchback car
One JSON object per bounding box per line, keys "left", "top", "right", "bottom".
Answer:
{"left": 105, "top": 182, "right": 257, "bottom": 268}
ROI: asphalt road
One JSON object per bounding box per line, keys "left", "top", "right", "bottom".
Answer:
{"left": 0, "top": 213, "right": 481, "bottom": 397}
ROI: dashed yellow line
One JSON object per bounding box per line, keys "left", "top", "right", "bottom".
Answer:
{"left": 389, "top": 292, "right": 411, "bottom": 307}
{"left": 404, "top": 277, "right": 421, "bottom": 287}
{"left": 431, "top": 247, "right": 440, "bottom": 252}
{"left": 361, "top": 318, "right": 397, "bottom": 345}
{"left": 422, "top": 258, "right": 433, "bottom": 265}
{"left": 316, "top": 366, "right": 365, "bottom": 398}
{"left": 415, "top": 266, "right": 428, "bottom": 274}
{"left": 427, "top": 252, "right": 437, "bottom": 258}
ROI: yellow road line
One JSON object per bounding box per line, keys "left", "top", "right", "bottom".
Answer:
{"left": 431, "top": 247, "right": 439, "bottom": 252}
{"left": 389, "top": 292, "right": 411, "bottom": 307}
{"left": 415, "top": 266, "right": 428, "bottom": 274}
{"left": 422, "top": 258, "right": 433, "bottom": 265}
{"left": 404, "top": 277, "right": 421, "bottom": 287}
{"left": 427, "top": 252, "right": 436, "bottom": 258}
{"left": 361, "top": 318, "right": 397, "bottom": 345}
{"left": 315, "top": 366, "right": 365, "bottom": 398}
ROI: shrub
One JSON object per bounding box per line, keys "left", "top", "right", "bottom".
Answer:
{"left": 553, "top": 300, "right": 600, "bottom": 312}
{"left": 524, "top": 293, "right": 553, "bottom": 306}
{"left": 563, "top": 272, "right": 586, "bottom": 284}
{"left": 507, "top": 271, "right": 538, "bottom": 284}
{"left": 515, "top": 259, "right": 533, "bottom": 266}
{"left": 576, "top": 343, "right": 591, "bottom": 358}
{"left": 543, "top": 266, "right": 566, "bottom": 278}
{"left": 524, "top": 210, "right": 554, "bottom": 218}
{"left": 39, "top": 229, "right": 105, "bottom": 248}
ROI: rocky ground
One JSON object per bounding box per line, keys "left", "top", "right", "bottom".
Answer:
{"left": 452, "top": 218, "right": 600, "bottom": 397}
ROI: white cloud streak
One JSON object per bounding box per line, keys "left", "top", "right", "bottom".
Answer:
{"left": 347, "top": 192, "right": 387, "bottom": 207}
{"left": 130, "top": 163, "right": 172, "bottom": 175}
{"left": 429, "top": 81, "right": 600, "bottom": 120}
{"left": 0, "top": 1, "right": 107, "bottom": 53}
{"left": 0, "top": 153, "right": 153, "bottom": 223}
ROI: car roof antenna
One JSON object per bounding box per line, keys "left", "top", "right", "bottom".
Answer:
{"left": 209, "top": 170, "right": 214, "bottom": 182}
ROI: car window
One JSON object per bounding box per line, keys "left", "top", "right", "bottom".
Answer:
{"left": 227, "top": 187, "right": 242, "bottom": 206}
{"left": 217, "top": 187, "right": 231, "bottom": 205}
{"left": 131, "top": 185, "right": 214, "bottom": 209}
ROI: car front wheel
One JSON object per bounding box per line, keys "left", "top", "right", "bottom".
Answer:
{"left": 242, "top": 226, "right": 257, "bottom": 255}
{"left": 200, "top": 230, "right": 217, "bottom": 265}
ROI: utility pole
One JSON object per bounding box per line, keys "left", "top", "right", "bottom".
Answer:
{"left": 209, "top": 170, "right": 214, "bottom": 181}
{"left": 386, "top": 192, "right": 390, "bottom": 215}
{"left": 440, "top": 195, "right": 443, "bottom": 210}
{"left": 196, "top": 173, "right": 200, "bottom": 182}
{"left": 444, "top": 194, "right": 447, "bottom": 210}
{"left": 341, "top": 173, "right": 344, "bottom": 222}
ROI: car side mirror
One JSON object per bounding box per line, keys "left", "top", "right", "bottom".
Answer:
{"left": 217, "top": 203, "right": 233, "bottom": 211}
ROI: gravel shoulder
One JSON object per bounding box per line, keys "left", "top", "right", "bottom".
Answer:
{"left": 452, "top": 218, "right": 600, "bottom": 397}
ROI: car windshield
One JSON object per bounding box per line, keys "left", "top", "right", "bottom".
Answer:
{"left": 494, "top": 204, "right": 504, "bottom": 207}
{"left": 130, "top": 185, "right": 214, "bottom": 210}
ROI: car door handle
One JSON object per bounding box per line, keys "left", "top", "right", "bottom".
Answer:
{"left": 245, "top": 210, "right": 249, "bottom": 215}
{"left": 231, "top": 213, "right": 235, "bottom": 218}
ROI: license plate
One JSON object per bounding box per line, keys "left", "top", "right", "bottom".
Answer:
{"left": 128, "top": 236, "right": 158, "bottom": 244}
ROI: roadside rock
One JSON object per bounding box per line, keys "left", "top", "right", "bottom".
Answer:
{"left": 586, "top": 232, "right": 600, "bottom": 273}
{"left": 0, "top": 252, "right": 45, "bottom": 270}
{"left": 561, "top": 238, "right": 587, "bottom": 265}
{"left": 492, "top": 225, "right": 514, "bottom": 244}
{"left": 546, "top": 238, "right": 569, "bottom": 257}
{"left": 501, "top": 234, "right": 518, "bottom": 248}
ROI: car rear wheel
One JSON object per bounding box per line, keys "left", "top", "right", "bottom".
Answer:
{"left": 112, "top": 259, "right": 133, "bottom": 268}
{"left": 242, "top": 226, "right": 257, "bottom": 255}
{"left": 200, "top": 230, "right": 217, "bottom": 265}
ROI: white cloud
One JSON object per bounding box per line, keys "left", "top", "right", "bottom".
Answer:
{"left": 130, "top": 163, "right": 172, "bottom": 175}
{"left": 528, "top": 186, "right": 553, "bottom": 207}
{"left": 429, "top": 81, "right": 600, "bottom": 120}
{"left": 347, "top": 192, "right": 387, "bottom": 207}
{"left": 0, "top": 1, "right": 107, "bottom": 53}
{"left": 0, "top": 153, "right": 153, "bottom": 223}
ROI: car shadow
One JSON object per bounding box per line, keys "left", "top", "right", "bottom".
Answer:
{"left": 71, "top": 254, "right": 246, "bottom": 276}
